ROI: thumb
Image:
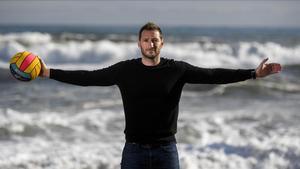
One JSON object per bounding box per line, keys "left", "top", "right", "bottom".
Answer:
{"left": 261, "top": 57, "right": 269, "bottom": 66}
{"left": 258, "top": 58, "right": 268, "bottom": 70}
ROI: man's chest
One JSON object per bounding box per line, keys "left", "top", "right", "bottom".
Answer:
{"left": 118, "top": 67, "right": 183, "bottom": 98}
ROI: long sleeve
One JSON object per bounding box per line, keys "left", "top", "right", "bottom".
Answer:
{"left": 50, "top": 61, "right": 124, "bottom": 86}
{"left": 181, "top": 62, "right": 254, "bottom": 84}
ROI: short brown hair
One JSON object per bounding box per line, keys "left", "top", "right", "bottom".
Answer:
{"left": 139, "top": 22, "right": 163, "bottom": 40}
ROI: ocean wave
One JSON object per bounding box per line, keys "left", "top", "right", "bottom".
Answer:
{"left": 1, "top": 108, "right": 300, "bottom": 169}
{"left": 0, "top": 108, "right": 124, "bottom": 141}
{"left": 1, "top": 32, "right": 300, "bottom": 69}
{"left": 184, "top": 81, "right": 300, "bottom": 98}
{"left": 177, "top": 110, "right": 300, "bottom": 169}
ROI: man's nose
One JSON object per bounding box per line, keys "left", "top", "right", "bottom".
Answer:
{"left": 150, "top": 42, "right": 154, "bottom": 47}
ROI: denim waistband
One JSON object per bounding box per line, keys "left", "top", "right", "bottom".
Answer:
{"left": 125, "top": 141, "right": 175, "bottom": 148}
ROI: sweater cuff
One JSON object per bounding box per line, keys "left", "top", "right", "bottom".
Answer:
{"left": 49, "top": 69, "right": 56, "bottom": 79}
{"left": 251, "top": 70, "right": 256, "bottom": 79}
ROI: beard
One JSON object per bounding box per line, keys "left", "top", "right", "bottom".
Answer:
{"left": 141, "top": 47, "right": 161, "bottom": 60}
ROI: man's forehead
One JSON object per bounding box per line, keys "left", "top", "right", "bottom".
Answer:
{"left": 141, "top": 30, "right": 161, "bottom": 38}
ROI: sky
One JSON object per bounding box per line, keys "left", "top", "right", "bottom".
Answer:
{"left": 0, "top": 0, "right": 299, "bottom": 28}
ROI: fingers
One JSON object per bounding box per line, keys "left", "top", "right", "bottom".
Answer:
{"left": 270, "top": 63, "right": 282, "bottom": 73}
{"left": 38, "top": 57, "right": 44, "bottom": 74}
{"left": 37, "top": 56, "right": 48, "bottom": 77}
{"left": 38, "top": 56, "right": 45, "bottom": 66}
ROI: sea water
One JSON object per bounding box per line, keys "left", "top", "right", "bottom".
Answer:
{"left": 0, "top": 25, "right": 300, "bottom": 169}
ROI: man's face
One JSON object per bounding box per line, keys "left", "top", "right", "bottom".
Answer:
{"left": 138, "top": 30, "right": 164, "bottom": 59}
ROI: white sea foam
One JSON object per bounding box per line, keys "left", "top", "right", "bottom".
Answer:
{"left": 176, "top": 110, "right": 300, "bottom": 169}
{"left": 0, "top": 32, "right": 52, "bottom": 45}
{"left": 1, "top": 32, "right": 300, "bottom": 70}
{"left": 1, "top": 107, "right": 299, "bottom": 169}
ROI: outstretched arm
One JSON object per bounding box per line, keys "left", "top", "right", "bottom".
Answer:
{"left": 182, "top": 58, "right": 281, "bottom": 84}
{"left": 255, "top": 58, "right": 282, "bottom": 78}
{"left": 37, "top": 57, "right": 123, "bottom": 86}
{"left": 182, "top": 61, "right": 254, "bottom": 84}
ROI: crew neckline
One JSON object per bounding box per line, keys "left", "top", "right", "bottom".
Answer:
{"left": 138, "top": 57, "right": 166, "bottom": 68}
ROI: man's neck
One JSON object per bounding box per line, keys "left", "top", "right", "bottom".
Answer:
{"left": 141, "top": 56, "right": 161, "bottom": 66}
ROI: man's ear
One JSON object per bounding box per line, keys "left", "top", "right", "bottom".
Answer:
{"left": 138, "top": 41, "right": 141, "bottom": 48}
{"left": 161, "top": 38, "right": 164, "bottom": 46}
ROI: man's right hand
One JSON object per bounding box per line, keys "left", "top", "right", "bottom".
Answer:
{"left": 38, "top": 57, "right": 50, "bottom": 78}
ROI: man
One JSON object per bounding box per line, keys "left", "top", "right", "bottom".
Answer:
{"left": 39, "top": 22, "right": 281, "bottom": 169}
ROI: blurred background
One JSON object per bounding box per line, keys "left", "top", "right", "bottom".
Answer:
{"left": 0, "top": 1, "right": 300, "bottom": 169}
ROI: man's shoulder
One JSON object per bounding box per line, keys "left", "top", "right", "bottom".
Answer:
{"left": 162, "top": 57, "right": 188, "bottom": 67}
{"left": 113, "top": 58, "right": 139, "bottom": 66}
{"left": 120, "top": 58, "right": 140, "bottom": 66}
{"left": 110, "top": 58, "right": 140, "bottom": 71}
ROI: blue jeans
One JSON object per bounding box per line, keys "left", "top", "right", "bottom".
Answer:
{"left": 121, "top": 142, "right": 180, "bottom": 169}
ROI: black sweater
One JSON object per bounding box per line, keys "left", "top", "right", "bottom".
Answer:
{"left": 50, "top": 58, "right": 253, "bottom": 143}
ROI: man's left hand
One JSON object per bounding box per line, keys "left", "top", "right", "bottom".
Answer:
{"left": 256, "top": 58, "right": 282, "bottom": 78}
